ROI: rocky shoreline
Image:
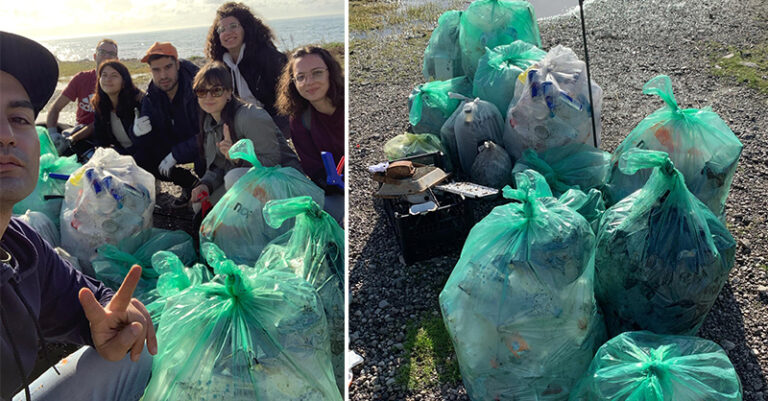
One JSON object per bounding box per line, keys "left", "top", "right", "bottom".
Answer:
{"left": 349, "top": 0, "right": 768, "bottom": 400}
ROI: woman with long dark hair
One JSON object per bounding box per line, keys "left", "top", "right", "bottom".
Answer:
{"left": 204, "top": 2, "right": 288, "bottom": 133}
{"left": 190, "top": 61, "right": 301, "bottom": 205}
{"left": 276, "top": 46, "right": 344, "bottom": 224}
{"left": 91, "top": 60, "right": 145, "bottom": 156}
{"left": 92, "top": 60, "right": 198, "bottom": 207}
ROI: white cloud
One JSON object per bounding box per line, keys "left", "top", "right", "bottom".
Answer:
{"left": 3, "top": 0, "right": 343, "bottom": 40}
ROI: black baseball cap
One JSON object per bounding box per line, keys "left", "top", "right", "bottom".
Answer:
{"left": 0, "top": 31, "right": 59, "bottom": 116}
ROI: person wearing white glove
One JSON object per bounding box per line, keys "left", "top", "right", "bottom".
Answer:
{"left": 158, "top": 152, "right": 176, "bottom": 178}
{"left": 132, "top": 108, "right": 152, "bottom": 136}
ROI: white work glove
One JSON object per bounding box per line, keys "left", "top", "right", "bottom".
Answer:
{"left": 133, "top": 108, "right": 152, "bottom": 137}
{"left": 158, "top": 152, "right": 176, "bottom": 178}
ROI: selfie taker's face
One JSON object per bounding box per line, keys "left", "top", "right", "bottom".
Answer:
{"left": 0, "top": 71, "right": 40, "bottom": 207}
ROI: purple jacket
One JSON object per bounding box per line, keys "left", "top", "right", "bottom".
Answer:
{"left": 0, "top": 218, "right": 114, "bottom": 399}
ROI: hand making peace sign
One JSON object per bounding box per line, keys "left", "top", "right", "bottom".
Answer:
{"left": 78, "top": 265, "right": 158, "bottom": 362}
{"left": 217, "top": 123, "right": 233, "bottom": 160}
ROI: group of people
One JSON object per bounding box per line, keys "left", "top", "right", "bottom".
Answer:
{"left": 48, "top": 2, "right": 345, "bottom": 222}
{"left": 0, "top": 2, "right": 344, "bottom": 400}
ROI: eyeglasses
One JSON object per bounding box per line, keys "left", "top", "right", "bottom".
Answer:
{"left": 293, "top": 68, "right": 328, "bottom": 84}
{"left": 97, "top": 48, "right": 117, "bottom": 58}
{"left": 217, "top": 22, "right": 241, "bottom": 34}
{"left": 194, "top": 86, "right": 226, "bottom": 98}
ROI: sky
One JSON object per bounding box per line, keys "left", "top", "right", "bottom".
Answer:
{"left": 2, "top": 0, "right": 345, "bottom": 41}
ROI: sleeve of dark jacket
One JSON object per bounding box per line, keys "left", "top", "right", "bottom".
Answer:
{"left": 28, "top": 224, "right": 114, "bottom": 345}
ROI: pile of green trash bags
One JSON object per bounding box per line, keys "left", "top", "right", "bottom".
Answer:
{"left": 257, "top": 196, "right": 345, "bottom": 391}
{"left": 595, "top": 149, "right": 736, "bottom": 337}
{"left": 383, "top": 132, "right": 446, "bottom": 162}
{"left": 199, "top": 139, "right": 324, "bottom": 266}
{"left": 423, "top": 10, "right": 464, "bottom": 81}
{"left": 440, "top": 170, "right": 605, "bottom": 400}
{"left": 606, "top": 75, "right": 742, "bottom": 217}
{"left": 13, "top": 152, "right": 81, "bottom": 227}
{"left": 92, "top": 228, "right": 197, "bottom": 305}
{"left": 142, "top": 243, "right": 341, "bottom": 401}
{"left": 503, "top": 45, "right": 603, "bottom": 160}
{"left": 570, "top": 331, "right": 743, "bottom": 401}
{"left": 512, "top": 143, "right": 611, "bottom": 197}
{"left": 473, "top": 41, "right": 547, "bottom": 115}
{"left": 408, "top": 76, "right": 473, "bottom": 134}
{"left": 458, "top": 0, "right": 541, "bottom": 78}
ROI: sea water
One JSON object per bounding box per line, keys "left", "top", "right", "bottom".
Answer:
{"left": 40, "top": 13, "right": 344, "bottom": 61}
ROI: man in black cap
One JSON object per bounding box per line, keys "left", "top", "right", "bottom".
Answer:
{"left": 0, "top": 31, "right": 155, "bottom": 401}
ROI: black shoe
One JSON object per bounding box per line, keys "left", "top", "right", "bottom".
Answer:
{"left": 171, "top": 187, "right": 192, "bottom": 209}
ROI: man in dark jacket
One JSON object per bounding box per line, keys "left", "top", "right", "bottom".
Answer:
{"left": 1, "top": 31, "right": 156, "bottom": 401}
{"left": 135, "top": 42, "right": 202, "bottom": 208}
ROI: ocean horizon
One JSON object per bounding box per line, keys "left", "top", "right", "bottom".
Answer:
{"left": 40, "top": 13, "right": 345, "bottom": 62}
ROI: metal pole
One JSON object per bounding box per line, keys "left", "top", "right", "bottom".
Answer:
{"left": 579, "top": 0, "right": 599, "bottom": 148}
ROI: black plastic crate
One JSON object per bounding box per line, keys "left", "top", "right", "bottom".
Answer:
{"left": 382, "top": 191, "right": 474, "bottom": 265}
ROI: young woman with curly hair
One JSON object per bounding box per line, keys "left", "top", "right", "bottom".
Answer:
{"left": 276, "top": 45, "right": 345, "bottom": 224}
{"left": 204, "top": 2, "right": 288, "bottom": 133}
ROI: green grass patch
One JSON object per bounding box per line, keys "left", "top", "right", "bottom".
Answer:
{"left": 58, "top": 59, "right": 150, "bottom": 80}
{"left": 405, "top": 2, "right": 451, "bottom": 23}
{"left": 349, "top": 1, "right": 403, "bottom": 31}
{"left": 710, "top": 42, "right": 768, "bottom": 94}
{"left": 395, "top": 315, "right": 461, "bottom": 391}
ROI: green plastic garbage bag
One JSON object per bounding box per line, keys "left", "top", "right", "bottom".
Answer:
{"left": 503, "top": 45, "right": 603, "bottom": 159}
{"left": 408, "top": 76, "right": 472, "bottom": 134}
{"left": 423, "top": 10, "right": 464, "bottom": 81}
{"left": 200, "top": 138, "right": 324, "bottom": 266}
{"left": 383, "top": 132, "right": 445, "bottom": 161}
{"left": 92, "top": 228, "right": 196, "bottom": 305}
{"left": 570, "top": 331, "right": 743, "bottom": 401}
{"left": 606, "top": 75, "right": 742, "bottom": 218}
{"left": 37, "top": 125, "right": 58, "bottom": 158}
{"left": 145, "top": 251, "right": 213, "bottom": 321}
{"left": 512, "top": 143, "right": 611, "bottom": 197}
{"left": 473, "top": 41, "right": 547, "bottom": 115}
{"left": 13, "top": 153, "right": 81, "bottom": 226}
{"left": 258, "top": 196, "right": 345, "bottom": 391}
{"left": 459, "top": 0, "right": 542, "bottom": 78}
{"left": 558, "top": 188, "right": 605, "bottom": 234}
{"left": 142, "top": 243, "right": 342, "bottom": 401}
{"left": 595, "top": 149, "right": 736, "bottom": 337}
{"left": 440, "top": 170, "right": 605, "bottom": 401}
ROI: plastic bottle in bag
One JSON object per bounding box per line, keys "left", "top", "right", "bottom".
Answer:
{"left": 504, "top": 45, "right": 602, "bottom": 160}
